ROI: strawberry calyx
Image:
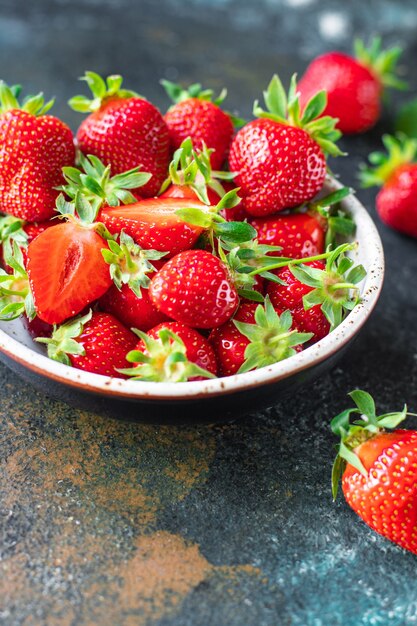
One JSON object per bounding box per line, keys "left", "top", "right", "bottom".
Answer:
{"left": 58, "top": 153, "right": 151, "bottom": 217}
{"left": 161, "top": 79, "right": 227, "bottom": 106}
{"left": 120, "top": 328, "right": 216, "bottom": 383}
{"left": 234, "top": 296, "right": 313, "bottom": 373}
{"left": 159, "top": 137, "right": 234, "bottom": 204}
{"left": 0, "top": 241, "right": 35, "bottom": 321}
{"left": 0, "top": 215, "right": 28, "bottom": 248}
{"left": 0, "top": 81, "right": 55, "bottom": 116}
{"left": 288, "top": 243, "right": 366, "bottom": 330}
{"left": 354, "top": 37, "right": 407, "bottom": 91}
{"left": 253, "top": 74, "right": 343, "bottom": 157}
{"left": 330, "top": 389, "right": 415, "bottom": 499}
{"left": 359, "top": 133, "right": 417, "bottom": 187}
{"left": 68, "top": 71, "right": 141, "bottom": 113}
{"left": 36, "top": 310, "right": 92, "bottom": 366}
{"left": 101, "top": 230, "right": 166, "bottom": 296}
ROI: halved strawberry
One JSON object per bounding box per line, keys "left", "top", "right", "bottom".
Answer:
{"left": 99, "top": 198, "right": 207, "bottom": 256}
{"left": 27, "top": 222, "right": 112, "bottom": 324}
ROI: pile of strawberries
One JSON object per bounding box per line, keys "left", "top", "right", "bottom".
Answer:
{"left": 0, "top": 70, "right": 367, "bottom": 382}
{"left": 5, "top": 46, "right": 402, "bottom": 384}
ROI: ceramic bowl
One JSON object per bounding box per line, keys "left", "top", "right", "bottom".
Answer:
{"left": 0, "top": 178, "right": 384, "bottom": 424}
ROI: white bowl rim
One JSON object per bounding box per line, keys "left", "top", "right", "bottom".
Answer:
{"left": 0, "top": 178, "right": 384, "bottom": 401}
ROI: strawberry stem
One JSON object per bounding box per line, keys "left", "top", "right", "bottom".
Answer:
{"left": 248, "top": 250, "right": 333, "bottom": 276}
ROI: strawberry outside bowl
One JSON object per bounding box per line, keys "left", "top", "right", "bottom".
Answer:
{"left": 0, "top": 178, "right": 384, "bottom": 424}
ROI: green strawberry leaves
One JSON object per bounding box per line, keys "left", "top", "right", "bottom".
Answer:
{"left": 330, "top": 389, "right": 413, "bottom": 499}
{"left": 161, "top": 79, "right": 227, "bottom": 106}
{"left": 0, "top": 80, "right": 55, "bottom": 116}
{"left": 159, "top": 137, "right": 234, "bottom": 205}
{"left": 234, "top": 297, "right": 312, "bottom": 373}
{"left": 36, "top": 310, "right": 93, "bottom": 366}
{"left": 120, "top": 328, "right": 216, "bottom": 383}
{"left": 289, "top": 243, "right": 366, "bottom": 330}
{"left": 69, "top": 71, "right": 140, "bottom": 113}
{"left": 307, "top": 187, "right": 356, "bottom": 248}
{"left": 0, "top": 241, "right": 35, "bottom": 321}
{"left": 253, "top": 74, "right": 343, "bottom": 157}
{"left": 359, "top": 133, "right": 417, "bottom": 188}
{"left": 101, "top": 231, "right": 166, "bottom": 296}
{"left": 57, "top": 153, "right": 151, "bottom": 224}
{"left": 354, "top": 37, "right": 407, "bottom": 91}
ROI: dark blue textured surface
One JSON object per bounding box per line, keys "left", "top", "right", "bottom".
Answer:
{"left": 1, "top": 1, "right": 417, "bottom": 625}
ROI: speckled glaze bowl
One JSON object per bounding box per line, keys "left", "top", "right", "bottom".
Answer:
{"left": 0, "top": 178, "right": 384, "bottom": 424}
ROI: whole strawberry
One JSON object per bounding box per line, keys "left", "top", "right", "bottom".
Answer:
{"left": 331, "top": 390, "right": 417, "bottom": 555}
{"left": 210, "top": 297, "right": 311, "bottom": 376}
{"left": 162, "top": 80, "right": 235, "bottom": 170}
{"left": 250, "top": 187, "right": 354, "bottom": 258}
{"left": 0, "top": 81, "right": 75, "bottom": 222}
{"left": 360, "top": 134, "right": 417, "bottom": 237}
{"left": 120, "top": 322, "right": 217, "bottom": 382}
{"left": 228, "top": 74, "right": 342, "bottom": 217}
{"left": 37, "top": 310, "right": 137, "bottom": 378}
{"left": 69, "top": 72, "right": 170, "bottom": 197}
{"left": 149, "top": 250, "right": 239, "bottom": 329}
{"left": 298, "top": 38, "right": 406, "bottom": 135}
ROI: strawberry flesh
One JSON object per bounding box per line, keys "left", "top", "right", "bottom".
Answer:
{"left": 27, "top": 222, "right": 112, "bottom": 324}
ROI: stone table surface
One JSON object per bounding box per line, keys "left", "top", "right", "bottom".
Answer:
{"left": 1, "top": 1, "right": 417, "bottom": 625}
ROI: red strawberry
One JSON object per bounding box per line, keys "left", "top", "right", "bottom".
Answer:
{"left": 149, "top": 250, "right": 238, "bottom": 329}
{"left": 27, "top": 222, "right": 112, "bottom": 325}
{"left": 251, "top": 212, "right": 325, "bottom": 259}
{"left": 0, "top": 82, "right": 75, "bottom": 222}
{"left": 37, "top": 310, "right": 137, "bottom": 377}
{"left": 210, "top": 297, "right": 310, "bottom": 376}
{"left": 69, "top": 72, "right": 170, "bottom": 197}
{"left": 121, "top": 322, "right": 217, "bottom": 382}
{"left": 331, "top": 390, "right": 417, "bottom": 555}
{"left": 100, "top": 283, "right": 168, "bottom": 332}
{"left": 100, "top": 197, "right": 206, "bottom": 257}
{"left": 298, "top": 39, "right": 406, "bottom": 135}
{"left": 162, "top": 80, "right": 234, "bottom": 170}
{"left": 360, "top": 134, "right": 417, "bottom": 238}
{"left": 228, "top": 75, "right": 342, "bottom": 217}
{"left": 266, "top": 244, "right": 366, "bottom": 341}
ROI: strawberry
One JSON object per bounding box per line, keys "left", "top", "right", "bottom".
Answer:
{"left": 69, "top": 72, "right": 170, "bottom": 197}
{"left": 121, "top": 321, "right": 218, "bottom": 382}
{"left": 0, "top": 81, "right": 75, "bottom": 222}
{"left": 250, "top": 187, "right": 354, "bottom": 259}
{"left": 158, "top": 137, "right": 233, "bottom": 205}
{"left": 100, "top": 283, "right": 169, "bottom": 332}
{"left": 298, "top": 38, "right": 406, "bottom": 135}
{"left": 209, "top": 297, "right": 310, "bottom": 376}
{"left": 360, "top": 134, "right": 417, "bottom": 238}
{"left": 331, "top": 390, "right": 417, "bottom": 555}
{"left": 161, "top": 80, "right": 235, "bottom": 170}
{"left": 27, "top": 221, "right": 112, "bottom": 325}
{"left": 99, "top": 234, "right": 168, "bottom": 332}
{"left": 265, "top": 244, "right": 366, "bottom": 341}
{"left": 100, "top": 197, "right": 207, "bottom": 257}
{"left": 228, "top": 75, "right": 342, "bottom": 217}
{"left": 149, "top": 250, "right": 239, "bottom": 329}
{"left": 37, "top": 310, "right": 137, "bottom": 377}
